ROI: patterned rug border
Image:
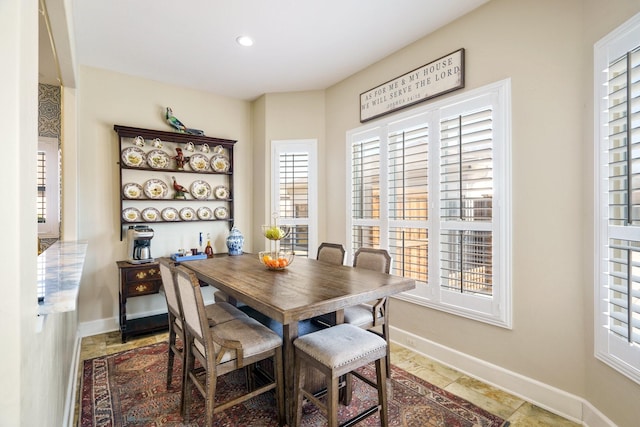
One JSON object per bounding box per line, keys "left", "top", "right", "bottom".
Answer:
{"left": 79, "top": 341, "right": 509, "bottom": 427}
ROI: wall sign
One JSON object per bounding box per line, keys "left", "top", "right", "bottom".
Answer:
{"left": 360, "top": 48, "right": 465, "bottom": 122}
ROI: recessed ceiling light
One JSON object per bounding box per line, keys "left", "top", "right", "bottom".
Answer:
{"left": 236, "top": 36, "right": 254, "bottom": 47}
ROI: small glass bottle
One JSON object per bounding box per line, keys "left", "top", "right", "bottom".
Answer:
{"left": 204, "top": 240, "right": 213, "bottom": 258}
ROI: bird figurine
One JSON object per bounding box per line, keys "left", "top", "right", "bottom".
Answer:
{"left": 165, "top": 107, "right": 205, "bottom": 135}
{"left": 173, "top": 147, "right": 190, "bottom": 170}
{"left": 172, "top": 176, "right": 189, "bottom": 199}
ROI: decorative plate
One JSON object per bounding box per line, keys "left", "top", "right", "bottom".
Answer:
{"left": 123, "top": 183, "right": 143, "bottom": 199}
{"left": 179, "top": 207, "right": 196, "bottom": 221}
{"left": 211, "top": 155, "right": 230, "bottom": 173}
{"left": 146, "top": 149, "right": 170, "bottom": 169}
{"left": 141, "top": 207, "right": 161, "bottom": 222}
{"left": 161, "top": 207, "right": 179, "bottom": 221}
{"left": 214, "top": 206, "right": 229, "bottom": 220}
{"left": 190, "top": 180, "right": 212, "bottom": 200}
{"left": 197, "top": 206, "right": 213, "bottom": 220}
{"left": 213, "top": 185, "right": 230, "bottom": 199}
{"left": 122, "top": 207, "right": 141, "bottom": 222}
{"left": 189, "top": 153, "right": 209, "bottom": 171}
{"left": 143, "top": 179, "right": 169, "bottom": 199}
{"left": 121, "top": 147, "right": 146, "bottom": 168}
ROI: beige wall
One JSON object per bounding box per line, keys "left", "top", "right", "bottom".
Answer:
{"left": 251, "top": 91, "right": 326, "bottom": 242}
{"left": 2, "top": 0, "right": 79, "bottom": 425}
{"left": 76, "top": 66, "right": 253, "bottom": 327}
{"left": 7, "top": 0, "right": 640, "bottom": 425}
{"left": 325, "top": 0, "right": 640, "bottom": 426}
{"left": 328, "top": 0, "right": 584, "bottom": 390}
{"left": 73, "top": 1, "right": 640, "bottom": 424}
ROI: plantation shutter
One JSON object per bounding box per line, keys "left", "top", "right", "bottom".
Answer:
{"left": 351, "top": 132, "right": 383, "bottom": 255}
{"left": 605, "top": 46, "right": 640, "bottom": 349}
{"left": 439, "top": 107, "right": 494, "bottom": 296}
{"left": 347, "top": 80, "right": 510, "bottom": 327}
{"left": 272, "top": 140, "right": 317, "bottom": 258}
{"left": 387, "top": 122, "right": 429, "bottom": 283}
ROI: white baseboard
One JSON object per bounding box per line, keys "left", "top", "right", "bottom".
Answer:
{"left": 390, "top": 327, "right": 615, "bottom": 427}
{"left": 78, "top": 292, "right": 217, "bottom": 338}
{"left": 63, "top": 333, "right": 82, "bottom": 427}
{"left": 78, "top": 316, "right": 120, "bottom": 338}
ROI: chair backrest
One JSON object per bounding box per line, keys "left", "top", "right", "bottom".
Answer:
{"left": 158, "top": 258, "right": 181, "bottom": 318}
{"left": 316, "top": 242, "right": 346, "bottom": 265}
{"left": 174, "top": 266, "right": 209, "bottom": 346}
{"left": 353, "top": 247, "right": 391, "bottom": 274}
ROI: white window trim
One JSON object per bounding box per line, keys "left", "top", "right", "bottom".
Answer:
{"left": 38, "top": 136, "right": 60, "bottom": 238}
{"left": 594, "top": 12, "right": 640, "bottom": 385}
{"left": 271, "top": 139, "right": 318, "bottom": 256}
{"left": 346, "top": 79, "right": 512, "bottom": 328}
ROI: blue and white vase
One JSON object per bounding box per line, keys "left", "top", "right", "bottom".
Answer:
{"left": 226, "top": 227, "right": 244, "bottom": 256}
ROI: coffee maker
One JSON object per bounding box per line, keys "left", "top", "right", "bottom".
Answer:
{"left": 127, "top": 225, "right": 155, "bottom": 264}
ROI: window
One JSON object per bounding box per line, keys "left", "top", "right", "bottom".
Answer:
{"left": 37, "top": 136, "right": 60, "bottom": 238}
{"left": 347, "top": 80, "right": 511, "bottom": 327}
{"left": 594, "top": 12, "right": 640, "bottom": 384}
{"left": 37, "top": 151, "right": 46, "bottom": 223}
{"left": 271, "top": 139, "right": 318, "bottom": 258}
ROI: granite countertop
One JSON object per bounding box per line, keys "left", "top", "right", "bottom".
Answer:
{"left": 37, "top": 240, "right": 88, "bottom": 315}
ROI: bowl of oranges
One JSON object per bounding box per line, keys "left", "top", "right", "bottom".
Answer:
{"left": 259, "top": 250, "right": 294, "bottom": 271}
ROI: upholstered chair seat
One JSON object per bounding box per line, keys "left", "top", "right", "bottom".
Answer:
{"left": 292, "top": 323, "right": 388, "bottom": 427}
{"left": 174, "top": 265, "right": 285, "bottom": 427}
{"left": 343, "top": 302, "right": 383, "bottom": 326}
{"left": 158, "top": 258, "right": 248, "bottom": 395}
{"left": 343, "top": 247, "right": 393, "bottom": 377}
{"left": 193, "top": 316, "right": 283, "bottom": 363}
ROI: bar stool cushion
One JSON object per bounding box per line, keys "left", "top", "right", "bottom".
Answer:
{"left": 294, "top": 323, "right": 386, "bottom": 371}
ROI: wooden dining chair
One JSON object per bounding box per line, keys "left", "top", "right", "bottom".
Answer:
{"left": 157, "top": 258, "right": 249, "bottom": 392}
{"left": 343, "top": 247, "right": 393, "bottom": 377}
{"left": 316, "top": 242, "right": 346, "bottom": 265}
{"left": 174, "top": 265, "right": 285, "bottom": 427}
{"left": 292, "top": 323, "right": 388, "bottom": 427}
{"left": 312, "top": 243, "right": 347, "bottom": 327}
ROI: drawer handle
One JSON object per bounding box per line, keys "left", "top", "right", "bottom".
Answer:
{"left": 135, "top": 284, "right": 148, "bottom": 293}
{"left": 136, "top": 271, "right": 147, "bottom": 279}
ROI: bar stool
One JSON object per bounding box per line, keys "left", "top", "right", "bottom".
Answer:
{"left": 292, "top": 323, "right": 388, "bottom": 427}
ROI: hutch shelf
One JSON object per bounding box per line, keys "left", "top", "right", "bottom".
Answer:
{"left": 114, "top": 125, "right": 237, "bottom": 240}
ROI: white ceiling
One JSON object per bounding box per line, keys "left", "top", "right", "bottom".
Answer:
{"left": 43, "top": 0, "right": 489, "bottom": 100}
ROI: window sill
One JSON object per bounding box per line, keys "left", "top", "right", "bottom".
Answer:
{"left": 37, "top": 240, "right": 88, "bottom": 315}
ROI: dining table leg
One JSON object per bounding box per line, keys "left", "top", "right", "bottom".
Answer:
{"left": 282, "top": 321, "right": 299, "bottom": 425}
{"left": 282, "top": 310, "right": 345, "bottom": 424}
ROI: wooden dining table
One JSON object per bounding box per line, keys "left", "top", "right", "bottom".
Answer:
{"left": 180, "top": 253, "right": 416, "bottom": 424}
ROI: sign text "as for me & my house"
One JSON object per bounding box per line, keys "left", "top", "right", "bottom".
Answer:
{"left": 360, "top": 48, "right": 465, "bottom": 122}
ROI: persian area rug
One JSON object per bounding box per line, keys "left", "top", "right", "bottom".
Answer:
{"left": 79, "top": 342, "right": 508, "bottom": 427}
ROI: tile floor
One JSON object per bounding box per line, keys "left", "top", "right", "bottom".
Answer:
{"left": 75, "top": 331, "right": 580, "bottom": 426}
